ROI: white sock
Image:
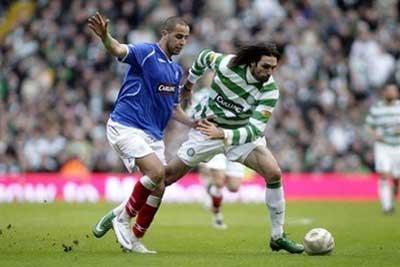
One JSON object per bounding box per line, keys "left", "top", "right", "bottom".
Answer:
{"left": 140, "top": 175, "right": 158, "bottom": 191}
{"left": 265, "top": 185, "right": 285, "bottom": 240}
{"left": 112, "top": 195, "right": 131, "bottom": 222}
{"left": 117, "top": 208, "right": 130, "bottom": 222}
{"left": 378, "top": 179, "right": 392, "bottom": 211}
{"left": 112, "top": 193, "right": 130, "bottom": 217}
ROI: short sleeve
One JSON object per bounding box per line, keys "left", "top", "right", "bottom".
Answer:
{"left": 118, "top": 43, "right": 155, "bottom": 70}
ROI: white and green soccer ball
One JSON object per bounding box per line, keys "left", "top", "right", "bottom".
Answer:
{"left": 303, "top": 228, "right": 335, "bottom": 255}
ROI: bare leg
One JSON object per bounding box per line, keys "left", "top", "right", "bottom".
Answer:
{"left": 165, "top": 157, "right": 193, "bottom": 186}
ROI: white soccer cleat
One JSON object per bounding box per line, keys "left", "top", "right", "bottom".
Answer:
{"left": 131, "top": 236, "right": 157, "bottom": 254}
{"left": 212, "top": 213, "right": 228, "bottom": 230}
{"left": 112, "top": 217, "right": 133, "bottom": 251}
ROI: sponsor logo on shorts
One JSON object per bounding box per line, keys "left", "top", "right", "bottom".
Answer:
{"left": 187, "top": 148, "right": 195, "bottom": 157}
{"left": 214, "top": 94, "right": 243, "bottom": 114}
{"left": 157, "top": 84, "right": 176, "bottom": 94}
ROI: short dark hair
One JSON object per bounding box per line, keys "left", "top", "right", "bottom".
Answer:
{"left": 230, "top": 43, "right": 281, "bottom": 67}
{"left": 161, "top": 16, "right": 189, "bottom": 32}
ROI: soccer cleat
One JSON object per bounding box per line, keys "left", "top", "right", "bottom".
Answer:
{"left": 383, "top": 207, "right": 395, "bottom": 215}
{"left": 92, "top": 210, "right": 116, "bottom": 238}
{"left": 269, "top": 233, "right": 305, "bottom": 254}
{"left": 112, "top": 217, "right": 133, "bottom": 251}
{"left": 212, "top": 213, "right": 227, "bottom": 230}
{"left": 131, "top": 236, "right": 157, "bottom": 254}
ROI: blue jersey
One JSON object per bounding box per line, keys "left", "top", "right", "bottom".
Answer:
{"left": 110, "top": 43, "right": 183, "bottom": 140}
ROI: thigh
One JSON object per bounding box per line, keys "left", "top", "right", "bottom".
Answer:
{"left": 135, "top": 152, "right": 164, "bottom": 178}
{"left": 165, "top": 157, "right": 193, "bottom": 185}
{"left": 242, "top": 145, "right": 281, "bottom": 180}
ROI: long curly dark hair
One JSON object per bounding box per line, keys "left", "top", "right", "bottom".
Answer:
{"left": 230, "top": 43, "right": 281, "bottom": 67}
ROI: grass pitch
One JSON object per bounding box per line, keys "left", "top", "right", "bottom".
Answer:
{"left": 1, "top": 201, "right": 399, "bottom": 267}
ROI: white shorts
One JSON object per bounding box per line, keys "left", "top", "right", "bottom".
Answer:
{"left": 106, "top": 119, "right": 166, "bottom": 172}
{"left": 178, "top": 129, "right": 265, "bottom": 169}
{"left": 374, "top": 142, "right": 400, "bottom": 178}
{"left": 204, "top": 154, "right": 245, "bottom": 179}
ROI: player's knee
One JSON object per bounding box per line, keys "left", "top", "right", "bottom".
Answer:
{"left": 265, "top": 167, "right": 282, "bottom": 184}
{"left": 146, "top": 165, "right": 165, "bottom": 184}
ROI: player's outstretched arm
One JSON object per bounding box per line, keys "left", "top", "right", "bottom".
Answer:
{"left": 87, "top": 12, "right": 127, "bottom": 59}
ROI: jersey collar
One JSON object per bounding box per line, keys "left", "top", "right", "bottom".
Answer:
{"left": 156, "top": 43, "right": 173, "bottom": 63}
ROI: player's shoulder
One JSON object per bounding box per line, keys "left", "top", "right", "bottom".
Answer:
{"left": 127, "top": 42, "right": 156, "bottom": 52}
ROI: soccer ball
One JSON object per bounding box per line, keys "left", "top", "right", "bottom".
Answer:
{"left": 303, "top": 228, "right": 334, "bottom": 255}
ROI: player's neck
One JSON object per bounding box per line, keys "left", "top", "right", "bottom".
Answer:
{"left": 158, "top": 42, "right": 172, "bottom": 60}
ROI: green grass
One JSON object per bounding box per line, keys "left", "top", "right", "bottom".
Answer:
{"left": 0, "top": 201, "right": 400, "bottom": 267}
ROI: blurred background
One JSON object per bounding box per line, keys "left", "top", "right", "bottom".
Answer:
{"left": 1, "top": 0, "right": 400, "bottom": 175}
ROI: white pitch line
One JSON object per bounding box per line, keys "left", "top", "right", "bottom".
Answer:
{"left": 286, "top": 217, "right": 314, "bottom": 226}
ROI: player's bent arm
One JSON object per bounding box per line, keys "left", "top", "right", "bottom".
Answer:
{"left": 172, "top": 105, "right": 195, "bottom": 127}
{"left": 102, "top": 33, "right": 128, "bottom": 59}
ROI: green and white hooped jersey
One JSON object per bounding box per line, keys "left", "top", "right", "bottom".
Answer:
{"left": 187, "top": 49, "right": 279, "bottom": 146}
{"left": 366, "top": 100, "right": 400, "bottom": 145}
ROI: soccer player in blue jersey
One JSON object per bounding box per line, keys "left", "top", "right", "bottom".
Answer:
{"left": 88, "top": 12, "right": 192, "bottom": 253}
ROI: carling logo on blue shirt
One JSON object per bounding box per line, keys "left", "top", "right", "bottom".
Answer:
{"left": 157, "top": 84, "right": 176, "bottom": 94}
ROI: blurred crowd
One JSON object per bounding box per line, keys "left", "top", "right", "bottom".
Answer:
{"left": 1, "top": 0, "right": 400, "bottom": 174}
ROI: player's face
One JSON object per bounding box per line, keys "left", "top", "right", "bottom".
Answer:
{"left": 167, "top": 24, "right": 190, "bottom": 55}
{"left": 383, "top": 84, "right": 399, "bottom": 103}
{"left": 250, "top": 56, "right": 278, "bottom": 83}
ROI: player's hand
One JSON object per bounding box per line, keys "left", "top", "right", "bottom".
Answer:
{"left": 88, "top": 12, "right": 109, "bottom": 40}
{"left": 196, "top": 119, "right": 224, "bottom": 139}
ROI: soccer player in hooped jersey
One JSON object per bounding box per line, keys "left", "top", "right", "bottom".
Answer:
{"left": 366, "top": 83, "right": 400, "bottom": 214}
{"left": 88, "top": 12, "right": 192, "bottom": 253}
{"left": 163, "top": 44, "right": 305, "bottom": 253}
